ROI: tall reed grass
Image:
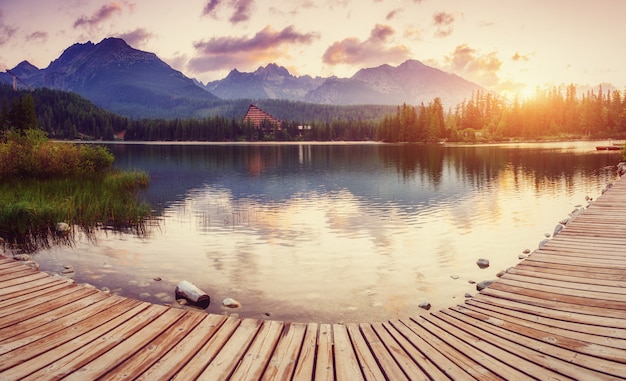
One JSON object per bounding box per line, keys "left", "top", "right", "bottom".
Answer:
{"left": 0, "top": 129, "right": 152, "bottom": 252}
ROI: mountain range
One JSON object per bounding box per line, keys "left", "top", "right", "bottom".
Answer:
{"left": 1, "top": 37, "right": 484, "bottom": 119}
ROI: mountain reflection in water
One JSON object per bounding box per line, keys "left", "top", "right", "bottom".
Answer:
{"left": 34, "top": 142, "right": 619, "bottom": 323}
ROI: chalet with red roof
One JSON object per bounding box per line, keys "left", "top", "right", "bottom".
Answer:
{"left": 243, "top": 105, "right": 281, "bottom": 129}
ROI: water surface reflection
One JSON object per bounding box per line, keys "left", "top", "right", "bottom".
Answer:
{"left": 35, "top": 142, "right": 619, "bottom": 322}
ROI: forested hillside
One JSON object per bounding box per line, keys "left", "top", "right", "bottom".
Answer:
{"left": 2, "top": 84, "right": 625, "bottom": 143}
{"left": 378, "top": 86, "right": 626, "bottom": 142}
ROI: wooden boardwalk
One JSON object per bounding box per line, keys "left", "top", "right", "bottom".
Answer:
{"left": 2, "top": 182, "right": 626, "bottom": 380}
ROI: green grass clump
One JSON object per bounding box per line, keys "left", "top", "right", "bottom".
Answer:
{"left": 0, "top": 129, "right": 114, "bottom": 179}
{"left": 0, "top": 172, "right": 151, "bottom": 252}
{"left": 0, "top": 129, "right": 151, "bottom": 252}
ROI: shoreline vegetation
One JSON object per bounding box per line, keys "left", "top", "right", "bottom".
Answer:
{"left": 0, "top": 129, "right": 151, "bottom": 252}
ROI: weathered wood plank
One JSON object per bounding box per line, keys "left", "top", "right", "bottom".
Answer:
{"left": 291, "top": 323, "right": 318, "bottom": 381}
{"left": 466, "top": 288, "right": 626, "bottom": 330}
{"left": 196, "top": 318, "right": 262, "bottom": 381}
{"left": 387, "top": 319, "right": 471, "bottom": 380}
{"left": 401, "top": 317, "right": 502, "bottom": 381}
{"left": 0, "top": 300, "right": 149, "bottom": 379}
{"left": 359, "top": 323, "right": 408, "bottom": 380}
{"left": 314, "top": 323, "right": 334, "bottom": 381}
{"left": 60, "top": 308, "right": 186, "bottom": 380}
{"left": 370, "top": 322, "right": 429, "bottom": 380}
{"left": 100, "top": 310, "right": 207, "bottom": 380}
{"left": 171, "top": 316, "right": 241, "bottom": 380}
{"left": 345, "top": 324, "right": 386, "bottom": 381}
{"left": 136, "top": 314, "right": 227, "bottom": 380}
{"left": 456, "top": 303, "right": 626, "bottom": 351}
{"left": 261, "top": 322, "right": 308, "bottom": 381}
{"left": 25, "top": 304, "right": 170, "bottom": 381}
{"left": 0, "top": 287, "right": 98, "bottom": 327}
{"left": 438, "top": 308, "right": 626, "bottom": 379}
{"left": 332, "top": 324, "right": 364, "bottom": 381}
{"left": 230, "top": 320, "right": 284, "bottom": 381}
{"left": 0, "top": 291, "right": 117, "bottom": 346}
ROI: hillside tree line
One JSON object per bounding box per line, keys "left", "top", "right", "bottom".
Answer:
{"left": 2, "top": 83, "right": 626, "bottom": 143}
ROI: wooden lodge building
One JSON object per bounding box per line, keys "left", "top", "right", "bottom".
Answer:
{"left": 243, "top": 104, "right": 281, "bottom": 129}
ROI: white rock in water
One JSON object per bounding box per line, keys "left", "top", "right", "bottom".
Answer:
{"left": 222, "top": 297, "right": 242, "bottom": 308}
{"left": 175, "top": 280, "right": 210, "bottom": 306}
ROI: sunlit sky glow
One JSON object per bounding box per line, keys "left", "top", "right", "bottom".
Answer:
{"left": 1, "top": 0, "right": 625, "bottom": 97}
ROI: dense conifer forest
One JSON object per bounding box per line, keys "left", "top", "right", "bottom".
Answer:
{"left": 2, "top": 84, "right": 626, "bottom": 143}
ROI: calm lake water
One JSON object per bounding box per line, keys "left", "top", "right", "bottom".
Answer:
{"left": 35, "top": 141, "right": 620, "bottom": 323}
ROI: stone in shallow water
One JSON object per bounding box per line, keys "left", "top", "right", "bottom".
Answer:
{"left": 222, "top": 297, "right": 242, "bottom": 308}
{"left": 476, "top": 258, "right": 490, "bottom": 269}
{"left": 476, "top": 280, "right": 495, "bottom": 291}
{"left": 419, "top": 302, "right": 431, "bottom": 310}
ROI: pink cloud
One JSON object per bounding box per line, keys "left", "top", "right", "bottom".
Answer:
{"left": 115, "top": 28, "right": 154, "bottom": 47}
{"left": 73, "top": 2, "right": 123, "bottom": 28}
{"left": 322, "top": 24, "right": 410, "bottom": 66}
{"left": 202, "top": 0, "right": 255, "bottom": 24}
{"left": 0, "top": 10, "right": 17, "bottom": 46}
{"left": 26, "top": 31, "right": 48, "bottom": 43}
{"left": 433, "top": 11, "right": 455, "bottom": 38}
{"left": 512, "top": 51, "right": 534, "bottom": 62}
{"left": 444, "top": 44, "right": 502, "bottom": 88}
{"left": 188, "top": 25, "right": 318, "bottom": 74}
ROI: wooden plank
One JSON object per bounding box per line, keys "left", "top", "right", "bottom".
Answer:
{"left": 381, "top": 321, "right": 451, "bottom": 380}
{"left": 479, "top": 286, "right": 626, "bottom": 320}
{"left": 0, "top": 291, "right": 115, "bottom": 345}
{"left": 196, "top": 318, "right": 263, "bottom": 381}
{"left": 501, "top": 272, "right": 626, "bottom": 296}
{"left": 99, "top": 310, "right": 206, "bottom": 380}
{"left": 136, "top": 314, "right": 227, "bottom": 380}
{"left": 468, "top": 297, "right": 626, "bottom": 339}
{"left": 370, "top": 322, "right": 429, "bottom": 380}
{"left": 345, "top": 324, "right": 386, "bottom": 381}
{"left": 406, "top": 316, "right": 525, "bottom": 380}
{"left": 0, "top": 280, "right": 79, "bottom": 309}
{"left": 28, "top": 304, "right": 173, "bottom": 381}
{"left": 332, "top": 324, "right": 364, "bottom": 381}
{"left": 60, "top": 308, "right": 186, "bottom": 380}
{"left": 314, "top": 323, "right": 334, "bottom": 381}
{"left": 0, "top": 300, "right": 149, "bottom": 379}
{"left": 359, "top": 323, "right": 408, "bottom": 381}
{"left": 488, "top": 281, "right": 626, "bottom": 314}
{"left": 0, "top": 287, "right": 97, "bottom": 327}
{"left": 0, "top": 276, "right": 69, "bottom": 299}
{"left": 457, "top": 302, "right": 626, "bottom": 351}
{"left": 230, "top": 320, "right": 284, "bottom": 381}
{"left": 172, "top": 316, "right": 241, "bottom": 380}
{"left": 291, "top": 323, "right": 318, "bottom": 381}
{"left": 438, "top": 308, "right": 626, "bottom": 379}
{"left": 261, "top": 322, "right": 308, "bottom": 381}
{"left": 512, "top": 264, "right": 626, "bottom": 284}
{"left": 387, "top": 319, "right": 472, "bottom": 380}
{"left": 0, "top": 268, "right": 43, "bottom": 283}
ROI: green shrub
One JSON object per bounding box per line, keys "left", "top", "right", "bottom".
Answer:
{"left": 0, "top": 129, "right": 114, "bottom": 179}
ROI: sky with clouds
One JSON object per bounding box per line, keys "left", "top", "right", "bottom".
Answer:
{"left": 1, "top": 0, "right": 625, "bottom": 97}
